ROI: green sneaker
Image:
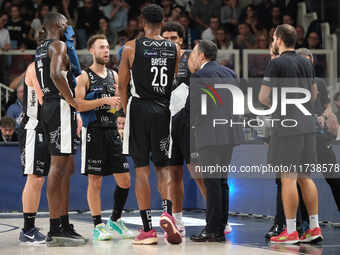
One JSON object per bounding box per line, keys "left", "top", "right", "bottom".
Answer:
{"left": 93, "top": 223, "right": 112, "bottom": 241}
{"left": 106, "top": 218, "right": 134, "bottom": 239}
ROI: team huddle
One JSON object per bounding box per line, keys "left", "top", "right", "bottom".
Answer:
{"left": 18, "top": 3, "right": 325, "bottom": 247}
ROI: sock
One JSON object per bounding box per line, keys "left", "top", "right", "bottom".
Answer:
{"left": 173, "top": 212, "right": 182, "bottom": 221}
{"left": 309, "top": 214, "right": 319, "bottom": 229}
{"left": 111, "top": 186, "right": 129, "bottom": 222}
{"left": 140, "top": 209, "right": 152, "bottom": 232}
{"left": 60, "top": 214, "right": 69, "bottom": 228}
{"left": 286, "top": 218, "right": 297, "bottom": 234}
{"left": 162, "top": 200, "right": 172, "bottom": 215}
{"left": 92, "top": 215, "right": 102, "bottom": 227}
{"left": 50, "top": 218, "right": 61, "bottom": 233}
{"left": 23, "top": 213, "right": 36, "bottom": 232}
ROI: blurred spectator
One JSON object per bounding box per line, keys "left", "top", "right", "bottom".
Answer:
{"left": 168, "top": 5, "right": 182, "bottom": 22}
{"left": 32, "top": 0, "right": 44, "bottom": 9}
{"left": 101, "top": 0, "right": 129, "bottom": 33}
{"left": 192, "top": 0, "right": 221, "bottom": 30}
{"left": 201, "top": 16, "right": 220, "bottom": 41}
{"left": 306, "top": 31, "right": 326, "bottom": 77}
{"left": 178, "top": 14, "right": 201, "bottom": 49}
{"left": 295, "top": 25, "right": 305, "bottom": 49}
{"left": 255, "top": 0, "right": 273, "bottom": 29}
{"left": 125, "top": 18, "right": 139, "bottom": 40}
{"left": 242, "top": 4, "right": 264, "bottom": 34}
{"left": 161, "top": 0, "right": 174, "bottom": 20}
{"left": 0, "top": 12, "right": 10, "bottom": 84}
{"left": 6, "top": 83, "right": 23, "bottom": 127}
{"left": 58, "top": 0, "right": 78, "bottom": 25}
{"left": 76, "top": 0, "right": 104, "bottom": 49}
{"left": 0, "top": 12, "right": 10, "bottom": 51}
{"left": 306, "top": 31, "right": 322, "bottom": 49}
{"left": 28, "top": 3, "right": 49, "bottom": 46}
{"left": 175, "top": 0, "right": 193, "bottom": 12}
{"left": 282, "top": 13, "right": 295, "bottom": 26}
{"left": 234, "top": 22, "right": 256, "bottom": 49}
{"left": 220, "top": 0, "right": 241, "bottom": 38}
{"left": 1, "top": 0, "right": 12, "bottom": 15}
{"left": 248, "top": 33, "right": 270, "bottom": 77}
{"left": 6, "top": 4, "right": 29, "bottom": 49}
{"left": 215, "top": 27, "right": 234, "bottom": 68}
{"left": 269, "top": 5, "right": 281, "bottom": 29}
{"left": 98, "top": 17, "right": 118, "bottom": 48}
{"left": 277, "top": 0, "right": 298, "bottom": 22}
{"left": 0, "top": 116, "right": 18, "bottom": 142}
{"left": 221, "top": 0, "right": 241, "bottom": 25}
{"left": 334, "top": 92, "right": 340, "bottom": 123}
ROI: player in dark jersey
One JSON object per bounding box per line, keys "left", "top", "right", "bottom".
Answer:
{"left": 75, "top": 34, "right": 133, "bottom": 241}
{"left": 18, "top": 62, "right": 48, "bottom": 245}
{"left": 119, "top": 4, "right": 182, "bottom": 245}
{"left": 160, "top": 21, "right": 208, "bottom": 237}
{"left": 34, "top": 12, "right": 85, "bottom": 246}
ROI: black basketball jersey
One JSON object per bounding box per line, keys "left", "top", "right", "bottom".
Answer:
{"left": 173, "top": 50, "right": 191, "bottom": 90}
{"left": 35, "top": 39, "right": 73, "bottom": 101}
{"left": 85, "top": 67, "right": 117, "bottom": 128}
{"left": 21, "top": 80, "right": 40, "bottom": 130}
{"left": 130, "top": 37, "right": 177, "bottom": 106}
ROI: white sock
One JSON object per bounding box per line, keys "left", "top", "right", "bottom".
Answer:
{"left": 173, "top": 212, "right": 182, "bottom": 221}
{"left": 309, "top": 214, "right": 319, "bottom": 229}
{"left": 286, "top": 218, "right": 296, "bottom": 234}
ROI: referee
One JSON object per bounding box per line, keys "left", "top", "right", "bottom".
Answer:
{"left": 259, "top": 24, "right": 323, "bottom": 244}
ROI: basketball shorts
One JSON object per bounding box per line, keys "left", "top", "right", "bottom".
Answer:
{"left": 41, "top": 99, "right": 77, "bottom": 156}
{"left": 81, "top": 127, "right": 129, "bottom": 176}
{"left": 123, "top": 97, "right": 171, "bottom": 168}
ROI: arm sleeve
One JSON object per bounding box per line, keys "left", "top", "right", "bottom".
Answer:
{"left": 262, "top": 61, "right": 278, "bottom": 87}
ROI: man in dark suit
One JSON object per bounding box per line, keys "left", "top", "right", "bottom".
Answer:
{"left": 188, "top": 40, "right": 244, "bottom": 242}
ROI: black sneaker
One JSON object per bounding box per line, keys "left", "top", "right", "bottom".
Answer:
{"left": 19, "top": 228, "right": 46, "bottom": 245}
{"left": 62, "top": 224, "right": 88, "bottom": 243}
{"left": 265, "top": 224, "right": 284, "bottom": 239}
{"left": 46, "top": 228, "right": 86, "bottom": 247}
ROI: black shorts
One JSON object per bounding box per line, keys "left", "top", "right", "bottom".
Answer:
{"left": 41, "top": 99, "right": 77, "bottom": 156}
{"left": 268, "top": 133, "right": 317, "bottom": 174}
{"left": 169, "top": 111, "right": 190, "bottom": 165}
{"left": 19, "top": 127, "right": 50, "bottom": 176}
{"left": 81, "top": 127, "right": 129, "bottom": 176}
{"left": 123, "top": 97, "right": 171, "bottom": 168}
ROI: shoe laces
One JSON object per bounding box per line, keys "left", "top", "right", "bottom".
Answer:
{"left": 117, "top": 219, "right": 129, "bottom": 232}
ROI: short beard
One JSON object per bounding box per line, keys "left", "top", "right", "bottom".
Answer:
{"left": 95, "top": 57, "right": 107, "bottom": 65}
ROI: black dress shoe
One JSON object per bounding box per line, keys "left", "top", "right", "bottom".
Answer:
{"left": 265, "top": 224, "right": 283, "bottom": 239}
{"left": 191, "top": 229, "right": 225, "bottom": 243}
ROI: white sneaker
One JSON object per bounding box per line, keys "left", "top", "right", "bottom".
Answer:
{"left": 175, "top": 218, "right": 186, "bottom": 237}
{"left": 224, "top": 224, "right": 232, "bottom": 235}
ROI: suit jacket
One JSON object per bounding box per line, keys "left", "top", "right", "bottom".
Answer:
{"left": 190, "top": 61, "right": 244, "bottom": 150}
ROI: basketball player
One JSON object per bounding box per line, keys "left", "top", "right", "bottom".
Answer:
{"left": 75, "top": 34, "right": 133, "bottom": 241}
{"left": 35, "top": 12, "right": 84, "bottom": 246}
{"left": 18, "top": 62, "right": 49, "bottom": 245}
{"left": 119, "top": 4, "right": 182, "bottom": 245}
{"left": 160, "top": 21, "right": 208, "bottom": 237}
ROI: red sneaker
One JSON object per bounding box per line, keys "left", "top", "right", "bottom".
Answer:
{"left": 270, "top": 229, "right": 299, "bottom": 244}
{"left": 132, "top": 229, "right": 157, "bottom": 245}
{"left": 160, "top": 212, "right": 182, "bottom": 244}
{"left": 300, "top": 227, "right": 323, "bottom": 243}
